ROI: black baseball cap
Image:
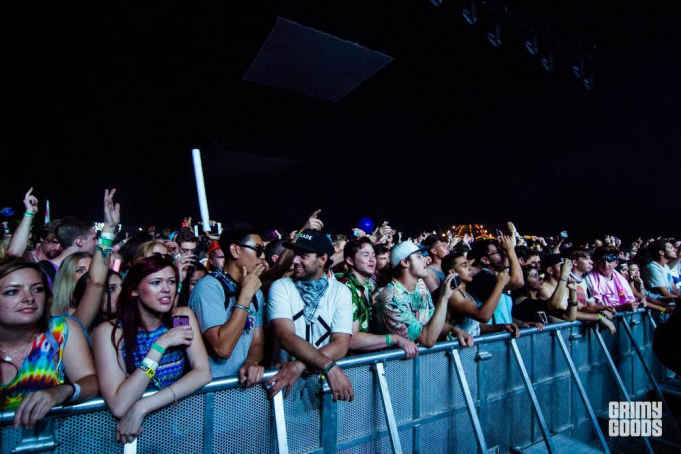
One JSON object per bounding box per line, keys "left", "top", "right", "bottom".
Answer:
{"left": 283, "top": 229, "right": 335, "bottom": 257}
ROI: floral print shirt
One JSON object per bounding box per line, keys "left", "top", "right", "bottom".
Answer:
{"left": 336, "top": 271, "right": 375, "bottom": 333}
{"left": 376, "top": 278, "right": 434, "bottom": 341}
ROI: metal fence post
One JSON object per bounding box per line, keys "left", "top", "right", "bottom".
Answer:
{"left": 451, "top": 348, "right": 488, "bottom": 453}
{"left": 320, "top": 376, "right": 338, "bottom": 454}
{"left": 555, "top": 330, "right": 610, "bottom": 453}
{"left": 413, "top": 355, "right": 421, "bottom": 454}
{"left": 509, "top": 338, "right": 557, "bottom": 453}
{"left": 373, "top": 361, "right": 403, "bottom": 454}
{"left": 593, "top": 326, "right": 654, "bottom": 454}
{"left": 273, "top": 390, "right": 289, "bottom": 454}
{"left": 203, "top": 392, "right": 214, "bottom": 454}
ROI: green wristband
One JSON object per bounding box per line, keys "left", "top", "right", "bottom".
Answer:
{"left": 150, "top": 342, "right": 166, "bottom": 355}
{"left": 385, "top": 334, "right": 393, "bottom": 347}
{"left": 23, "top": 212, "right": 35, "bottom": 218}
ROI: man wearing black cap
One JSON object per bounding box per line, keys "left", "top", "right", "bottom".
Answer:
{"left": 265, "top": 229, "right": 355, "bottom": 402}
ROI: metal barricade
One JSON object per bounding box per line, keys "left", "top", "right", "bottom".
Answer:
{"left": 0, "top": 310, "right": 674, "bottom": 453}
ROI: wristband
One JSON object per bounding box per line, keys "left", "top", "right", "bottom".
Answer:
{"left": 139, "top": 364, "right": 156, "bottom": 379}
{"left": 98, "top": 238, "right": 114, "bottom": 247}
{"left": 323, "top": 361, "right": 337, "bottom": 375}
{"left": 385, "top": 334, "right": 393, "bottom": 347}
{"left": 560, "top": 277, "right": 568, "bottom": 282}
{"left": 661, "top": 307, "right": 666, "bottom": 314}
{"left": 96, "top": 245, "right": 113, "bottom": 257}
{"left": 177, "top": 282, "right": 183, "bottom": 294}
{"left": 234, "top": 304, "right": 253, "bottom": 315}
{"left": 142, "top": 357, "right": 159, "bottom": 371}
{"left": 150, "top": 342, "right": 166, "bottom": 355}
{"left": 598, "top": 313, "right": 605, "bottom": 320}
{"left": 68, "top": 383, "right": 81, "bottom": 402}
{"left": 568, "top": 301, "right": 578, "bottom": 307}
{"left": 23, "top": 212, "right": 35, "bottom": 218}
{"left": 100, "top": 231, "right": 116, "bottom": 240}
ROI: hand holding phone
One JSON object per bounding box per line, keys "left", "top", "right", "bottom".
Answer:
{"left": 172, "top": 315, "right": 190, "bottom": 328}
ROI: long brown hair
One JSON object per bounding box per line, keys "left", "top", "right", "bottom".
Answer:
{"left": 111, "top": 255, "right": 178, "bottom": 373}
{"left": 0, "top": 261, "right": 53, "bottom": 333}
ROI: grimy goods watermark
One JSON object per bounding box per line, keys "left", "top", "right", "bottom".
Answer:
{"left": 609, "top": 402, "right": 662, "bottom": 437}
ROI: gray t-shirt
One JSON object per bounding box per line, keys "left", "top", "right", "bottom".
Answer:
{"left": 642, "top": 261, "right": 673, "bottom": 293}
{"left": 189, "top": 274, "right": 264, "bottom": 378}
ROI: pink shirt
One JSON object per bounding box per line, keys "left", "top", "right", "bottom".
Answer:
{"left": 586, "top": 270, "right": 635, "bottom": 306}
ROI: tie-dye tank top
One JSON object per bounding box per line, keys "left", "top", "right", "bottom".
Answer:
{"left": 122, "top": 323, "right": 185, "bottom": 390}
{"left": 1, "top": 316, "right": 68, "bottom": 410}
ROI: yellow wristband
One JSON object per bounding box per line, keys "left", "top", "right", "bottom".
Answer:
{"left": 660, "top": 307, "right": 666, "bottom": 314}
{"left": 139, "top": 364, "right": 156, "bottom": 379}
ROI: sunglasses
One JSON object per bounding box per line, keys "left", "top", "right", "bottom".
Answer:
{"left": 238, "top": 243, "right": 265, "bottom": 258}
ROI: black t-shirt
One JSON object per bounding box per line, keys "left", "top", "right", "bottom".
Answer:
{"left": 653, "top": 312, "right": 681, "bottom": 375}
{"left": 512, "top": 296, "right": 565, "bottom": 323}
{"left": 468, "top": 269, "right": 497, "bottom": 303}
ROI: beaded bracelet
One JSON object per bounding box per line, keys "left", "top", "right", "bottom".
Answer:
{"left": 323, "top": 361, "right": 337, "bottom": 375}
{"left": 234, "top": 304, "right": 253, "bottom": 315}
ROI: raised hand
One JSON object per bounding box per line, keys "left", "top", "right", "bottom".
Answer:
{"left": 499, "top": 234, "right": 516, "bottom": 252}
{"left": 103, "top": 189, "right": 121, "bottom": 231}
{"left": 304, "top": 209, "right": 324, "bottom": 231}
{"left": 23, "top": 188, "right": 39, "bottom": 215}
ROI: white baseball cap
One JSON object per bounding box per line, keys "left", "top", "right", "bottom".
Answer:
{"left": 390, "top": 241, "right": 427, "bottom": 267}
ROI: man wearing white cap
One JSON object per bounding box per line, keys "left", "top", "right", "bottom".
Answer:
{"left": 376, "top": 242, "right": 474, "bottom": 348}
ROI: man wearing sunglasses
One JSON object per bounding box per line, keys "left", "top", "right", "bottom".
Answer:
{"left": 189, "top": 226, "right": 267, "bottom": 386}
{"left": 586, "top": 246, "right": 638, "bottom": 311}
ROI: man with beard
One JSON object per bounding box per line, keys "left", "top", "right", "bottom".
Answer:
{"left": 468, "top": 236, "right": 524, "bottom": 325}
{"left": 376, "top": 242, "right": 473, "bottom": 348}
{"left": 265, "top": 229, "right": 354, "bottom": 402}
{"left": 642, "top": 240, "right": 681, "bottom": 302}
{"left": 337, "top": 238, "right": 418, "bottom": 357}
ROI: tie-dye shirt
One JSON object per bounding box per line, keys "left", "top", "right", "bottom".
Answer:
{"left": 122, "top": 324, "right": 186, "bottom": 390}
{"left": 1, "top": 316, "right": 68, "bottom": 410}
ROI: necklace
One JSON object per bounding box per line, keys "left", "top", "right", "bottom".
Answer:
{"left": 0, "top": 332, "right": 38, "bottom": 363}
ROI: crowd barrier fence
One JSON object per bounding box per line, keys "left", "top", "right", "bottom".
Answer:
{"left": 1, "top": 309, "right": 678, "bottom": 454}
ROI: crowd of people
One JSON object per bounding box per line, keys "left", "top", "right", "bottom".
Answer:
{"left": 0, "top": 188, "right": 678, "bottom": 443}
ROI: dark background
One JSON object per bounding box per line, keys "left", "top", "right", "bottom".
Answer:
{"left": 2, "top": 1, "right": 679, "bottom": 242}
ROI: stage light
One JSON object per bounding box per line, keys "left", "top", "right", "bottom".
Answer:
{"left": 572, "top": 59, "right": 586, "bottom": 79}
{"left": 487, "top": 23, "right": 501, "bottom": 48}
{"left": 462, "top": 0, "right": 478, "bottom": 25}
{"left": 525, "top": 34, "right": 538, "bottom": 55}
{"left": 430, "top": 0, "right": 444, "bottom": 7}
{"left": 541, "top": 51, "right": 554, "bottom": 71}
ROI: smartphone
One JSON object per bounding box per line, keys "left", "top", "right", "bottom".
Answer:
{"left": 560, "top": 231, "right": 568, "bottom": 239}
{"left": 172, "top": 315, "right": 190, "bottom": 328}
{"left": 450, "top": 275, "right": 461, "bottom": 289}
{"left": 353, "top": 228, "right": 360, "bottom": 237}
{"left": 495, "top": 229, "right": 502, "bottom": 239}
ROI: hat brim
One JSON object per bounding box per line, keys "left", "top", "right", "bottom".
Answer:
{"left": 282, "top": 241, "right": 318, "bottom": 254}
{"left": 392, "top": 246, "right": 428, "bottom": 267}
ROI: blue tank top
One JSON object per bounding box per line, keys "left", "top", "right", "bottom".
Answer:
{"left": 122, "top": 324, "right": 186, "bottom": 390}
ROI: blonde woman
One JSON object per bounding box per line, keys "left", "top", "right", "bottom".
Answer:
{"left": 51, "top": 252, "right": 92, "bottom": 316}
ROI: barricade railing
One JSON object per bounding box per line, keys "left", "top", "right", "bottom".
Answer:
{"left": 1, "top": 309, "right": 676, "bottom": 453}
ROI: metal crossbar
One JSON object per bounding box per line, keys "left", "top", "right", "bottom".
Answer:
{"left": 451, "top": 348, "right": 488, "bottom": 453}
{"left": 510, "top": 337, "right": 557, "bottom": 453}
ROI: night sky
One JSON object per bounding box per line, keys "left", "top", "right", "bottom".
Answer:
{"left": 3, "top": 1, "right": 680, "bottom": 242}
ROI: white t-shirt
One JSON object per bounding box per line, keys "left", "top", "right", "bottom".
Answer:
{"left": 268, "top": 277, "right": 353, "bottom": 364}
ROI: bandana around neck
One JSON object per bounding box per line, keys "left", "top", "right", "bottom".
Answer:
{"left": 295, "top": 275, "right": 330, "bottom": 324}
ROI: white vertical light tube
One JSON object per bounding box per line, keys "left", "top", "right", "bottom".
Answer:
{"left": 192, "top": 149, "right": 211, "bottom": 233}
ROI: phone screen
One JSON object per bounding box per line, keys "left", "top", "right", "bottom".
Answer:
{"left": 172, "top": 315, "right": 190, "bottom": 328}
{"left": 450, "top": 275, "right": 461, "bottom": 289}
